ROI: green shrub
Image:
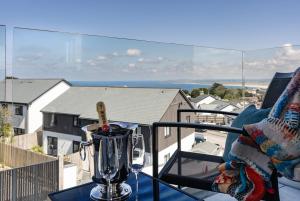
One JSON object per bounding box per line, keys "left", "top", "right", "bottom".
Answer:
{"left": 31, "top": 146, "right": 44, "bottom": 154}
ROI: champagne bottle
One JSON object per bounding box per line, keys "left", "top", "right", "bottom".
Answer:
{"left": 96, "top": 101, "right": 109, "bottom": 132}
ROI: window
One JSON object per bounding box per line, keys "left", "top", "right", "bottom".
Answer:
{"left": 1, "top": 103, "right": 8, "bottom": 108}
{"left": 47, "top": 136, "right": 58, "bottom": 156}
{"left": 164, "top": 127, "right": 171, "bottom": 137}
{"left": 164, "top": 153, "right": 171, "bottom": 163}
{"left": 14, "top": 128, "right": 25, "bottom": 135}
{"left": 135, "top": 126, "right": 142, "bottom": 134}
{"left": 15, "top": 105, "right": 23, "bottom": 115}
{"left": 73, "top": 141, "right": 80, "bottom": 153}
{"left": 73, "top": 116, "right": 80, "bottom": 127}
{"left": 186, "top": 115, "right": 191, "bottom": 123}
{"left": 50, "top": 113, "right": 57, "bottom": 127}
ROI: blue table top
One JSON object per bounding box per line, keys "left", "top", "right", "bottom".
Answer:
{"left": 48, "top": 173, "right": 199, "bottom": 201}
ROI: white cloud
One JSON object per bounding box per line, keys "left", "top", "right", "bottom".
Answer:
{"left": 87, "top": 59, "right": 97, "bottom": 66}
{"left": 136, "top": 56, "right": 165, "bottom": 64}
{"left": 96, "top": 55, "right": 107, "bottom": 60}
{"left": 112, "top": 52, "right": 119, "bottom": 56}
{"left": 17, "top": 57, "right": 26, "bottom": 62}
{"left": 126, "top": 48, "right": 141, "bottom": 56}
{"left": 151, "top": 69, "right": 158, "bottom": 73}
{"left": 75, "top": 58, "right": 81, "bottom": 63}
{"left": 128, "top": 63, "right": 136, "bottom": 68}
{"left": 244, "top": 45, "right": 300, "bottom": 78}
{"left": 157, "top": 56, "right": 164, "bottom": 61}
{"left": 283, "top": 43, "right": 292, "bottom": 47}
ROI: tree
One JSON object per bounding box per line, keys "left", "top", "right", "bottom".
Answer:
{"left": 182, "top": 89, "right": 190, "bottom": 96}
{"left": 245, "top": 91, "right": 253, "bottom": 97}
{"left": 223, "top": 88, "right": 243, "bottom": 100}
{"left": 198, "top": 88, "right": 209, "bottom": 95}
{"left": 190, "top": 88, "right": 209, "bottom": 98}
{"left": 209, "top": 83, "right": 226, "bottom": 98}
{"left": 0, "top": 107, "right": 14, "bottom": 143}
{"left": 191, "top": 88, "right": 201, "bottom": 98}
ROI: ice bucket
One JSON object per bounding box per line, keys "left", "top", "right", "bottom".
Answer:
{"left": 81, "top": 122, "right": 138, "bottom": 201}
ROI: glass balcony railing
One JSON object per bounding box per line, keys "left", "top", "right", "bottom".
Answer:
{"left": 0, "top": 26, "right": 299, "bottom": 199}
{"left": 10, "top": 28, "right": 246, "bottom": 174}
{"left": 0, "top": 25, "right": 4, "bottom": 77}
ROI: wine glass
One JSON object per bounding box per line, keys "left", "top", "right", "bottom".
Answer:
{"left": 98, "top": 137, "right": 119, "bottom": 200}
{"left": 131, "top": 134, "right": 146, "bottom": 197}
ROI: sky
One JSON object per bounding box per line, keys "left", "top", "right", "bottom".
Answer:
{"left": 0, "top": 0, "right": 300, "bottom": 81}
{"left": 0, "top": 0, "right": 299, "bottom": 50}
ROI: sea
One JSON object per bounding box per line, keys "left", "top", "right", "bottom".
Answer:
{"left": 70, "top": 80, "right": 245, "bottom": 91}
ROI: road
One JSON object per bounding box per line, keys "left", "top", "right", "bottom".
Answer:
{"left": 200, "top": 130, "right": 228, "bottom": 156}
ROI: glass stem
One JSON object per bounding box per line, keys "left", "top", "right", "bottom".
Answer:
{"left": 135, "top": 172, "right": 139, "bottom": 194}
{"left": 108, "top": 179, "right": 112, "bottom": 200}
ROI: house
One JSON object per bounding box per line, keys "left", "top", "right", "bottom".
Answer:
{"left": 230, "top": 99, "right": 249, "bottom": 109}
{"left": 41, "top": 87, "right": 196, "bottom": 166}
{"left": 197, "top": 100, "right": 238, "bottom": 125}
{"left": 0, "top": 78, "right": 71, "bottom": 134}
{"left": 191, "top": 94, "right": 217, "bottom": 108}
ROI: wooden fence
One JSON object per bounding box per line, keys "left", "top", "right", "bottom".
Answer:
{"left": 12, "top": 131, "right": 43, "bottom": 150}
{"left": 0, "top": 142, "right": 54, "bottom": 168}
{"left": 0, "top": 143, "right": 59, "bottom": 201}
{"left": 197, "top": 114, "right": 235, "bottom": 125}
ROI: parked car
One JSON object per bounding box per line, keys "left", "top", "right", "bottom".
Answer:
{"left": 194, "top": 132, "right": 207, "bottom": 143}
{"left": 196, "top": 128, "right": 207, "bottom": 133}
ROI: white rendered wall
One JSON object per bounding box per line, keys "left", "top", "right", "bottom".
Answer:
{"left": 216, "top": 105, "right": 237, "bottom": 117}
{"left": 27, "top": 82, "right": 70, "bottom": 133}
{"left": 196, "top": 96, "right": 216, "bottom": 108}
{"left": 221, "top": 105, "right": 237, "bottom": 112}
{"left": 141, "top": 133, "right": 196, "bottom": 176}
{"left": 63, "top": 164, "right": 77, "bottom": 189}
{"left": 158, "top": 132, "right": 195, "bottom": 166}
{"left": 43, "top": 130, "right": 81, "bottom": 156}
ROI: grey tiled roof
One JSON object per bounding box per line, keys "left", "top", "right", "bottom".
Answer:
{"left": 212, "top": 100, "right": 231, "bottom": 110}
{"left": 0, "top": 79, "right": 69, "bottom": 104}
{"left": 42, "top": 87, "right": 181, "bottom": 125}
{"left": 199, "top": 100, "right": 238, "bottom": 111}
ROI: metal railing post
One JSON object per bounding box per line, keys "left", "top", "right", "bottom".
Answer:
{"left": 177, "top": 110, "right": 182, "bottom": 189}
{"left": 177, "top": 109, "right": 181, "bottom": 151}
{"left": 152, "top": 124, "right": 159, "bottom": 179}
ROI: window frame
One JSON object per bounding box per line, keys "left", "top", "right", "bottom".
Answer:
{"left": 135, "top": 126, "right": 142, "bottom": 134}
{"left": 50, "top": 113, "right": 57, "bottom": 127}
{"left": 186, "top": 115, "right": 191, "bottom": 123}
{"left": 47, "top": 136, "right": 58, "bottom": 156}
{"left": 13, "top": 127, "right": 25, "bottom": 135}
{"left": 73, "top": 116, "right": 80, "bottom": 127}
{"left": 72, "top": 141, "right": 80, "bottom": 153}
{"left": 15, "top": 105, "right": 23, "bottom": 116}
{"left": 1, "top": 103, "right": 8, "bottom": 109}
{"left": 164, "top": 153, "right": 171, "bottom": 164}
{"left": 164, "top": 127, "right": 171, "bottom": 138}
